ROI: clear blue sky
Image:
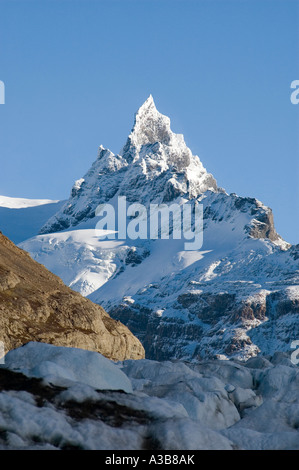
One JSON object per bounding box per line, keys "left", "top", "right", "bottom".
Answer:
{"left": 0, "top": 0, "right": 298, "bottom": 243}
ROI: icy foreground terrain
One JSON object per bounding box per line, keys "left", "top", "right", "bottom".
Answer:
{"left": 0, "top": 342, "right": 298, "bottom": 450}
{"left": 20, "top": 96, "right": 299, "bottom": 361}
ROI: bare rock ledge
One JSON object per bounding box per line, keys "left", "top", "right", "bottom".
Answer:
{"left": 0, "top": 231, "right": 144, "bottom": 361}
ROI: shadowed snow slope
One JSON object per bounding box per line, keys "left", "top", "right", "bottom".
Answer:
{"left": 0, "top": 196, "right": 64, "bottom": 244}
{"left": 3, "top": 342, "right": 133, "bottom": 393}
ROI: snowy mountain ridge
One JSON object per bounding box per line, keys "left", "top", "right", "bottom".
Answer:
{"left": 20, "top": 96, "right": 299, "bottom": 361}
{"left": 40, "top": 95, "right": 216, "bottom": 235}
{"left": 0, "top": 195, "right": 59, "bottom": 209}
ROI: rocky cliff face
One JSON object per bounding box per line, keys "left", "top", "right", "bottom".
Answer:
{"left": 20, "top": 96, "right": 299, "bottom": 361}
{"left": 0, "top": 231, "right": 144, "bottom": 361}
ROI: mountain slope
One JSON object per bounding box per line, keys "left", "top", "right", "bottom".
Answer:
{"left": 0, "top": 196, "right": 64, "bottom": 244}
{"left": 20, "top": 96, "right": 299, "bottom": 361}
{"left": 0, "top": 231, "right": 144, "bottom": 360}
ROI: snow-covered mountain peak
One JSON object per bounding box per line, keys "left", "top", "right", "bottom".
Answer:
{"left": 118, "top": 97, "right": 217, "bottom": 199}
{"left": 39, "top": 97, "right": 218, "bottom": 233}
{"left": 135, "top": 94, "right": 156, "bottom": 117}
{"left": 123, "top": 94, "right": 172, "bottom": 150}
{"left": 21, "top": 97, "right": 299, "bottom": 362}
{"left": 120, "top": 96, "right": 201, "bottom": 172}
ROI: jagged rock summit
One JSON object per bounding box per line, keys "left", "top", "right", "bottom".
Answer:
{"left": 0, "top": 231, "right": 144, "bottom": 361}
{"left": 40, "top": 95, "right": 217, "bottom": 234}
{"left": 123, "top": 94, "right": 172, "bottom": 149}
